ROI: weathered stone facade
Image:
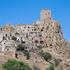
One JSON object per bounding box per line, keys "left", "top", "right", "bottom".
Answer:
{"left": 0, "top": 9, "right": 70, "bottom": 70}
{"left": 0, "top": 9, "right": 54, "bottom": 52}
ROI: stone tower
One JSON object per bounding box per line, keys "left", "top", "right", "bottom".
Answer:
{"left": 40, "top": 9, "right": 51, "bottom": 23}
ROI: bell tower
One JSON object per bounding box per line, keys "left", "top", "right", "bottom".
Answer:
{"left": 40, "top": 9, "right": 51, "bottom": 23}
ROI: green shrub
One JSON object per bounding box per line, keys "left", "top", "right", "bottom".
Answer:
{"left": 40, "top": 51, "right": 52, "bottom": 61}
{"left": 43, "top": 52, "right": 52, "bottom": 61}
{"left": 16, "top": 44, "right": 25, "bottom": 51}
{"left": 3, "top": 59, "right": 32, "bottom": 70}
{"left": 54, "top": 59, "right": 59, "bottom": 67}
{"left": 16, "top": 44, "right": 30, "bottom": 60}
{"left": 48, "top": 64, "right": 54, "bottom": 70}
{"left": 23, "top": 50, "right": 30, "bottom": 60}
{"left": 46, "top": 64, "right": 54, "bottom": 70}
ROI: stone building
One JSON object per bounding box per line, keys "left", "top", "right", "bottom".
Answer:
{"left": 0, "top": 9, "right": 62, "bottom": 56}
{"left": 0, "top": 9, "right": 70, "bottom": 70}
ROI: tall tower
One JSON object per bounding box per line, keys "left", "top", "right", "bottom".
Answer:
{"left": 40, "top": 9, "right": 51, "bottom": 23}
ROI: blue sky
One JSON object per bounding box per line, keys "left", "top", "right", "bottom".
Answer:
{"left": 0, "top": 0, "right": 70, "bottom": 41}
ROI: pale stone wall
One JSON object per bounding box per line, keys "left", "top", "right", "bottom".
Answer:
{"left": 0, "top": 9, "right": 63, "bottom": 60}
{"left": 0, "top": 9, "right": 62, "bottom": 52}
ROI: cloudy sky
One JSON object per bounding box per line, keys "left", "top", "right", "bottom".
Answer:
{"left": 0, "top": 0, "right": 70, "bottom": 41}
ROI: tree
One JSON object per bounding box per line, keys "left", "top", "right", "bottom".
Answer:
{"left": 3, "top": 59, "right": 32, "bottom": 70}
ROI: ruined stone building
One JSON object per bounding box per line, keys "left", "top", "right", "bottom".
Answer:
{"left": 0, "top": 9, "right": 64, "bottom": 57}
{"left": 0, "top": 10, "right": 52, "bottom": 50}
{"left": 0, "top": 9, "right": 70, "bottom": 70}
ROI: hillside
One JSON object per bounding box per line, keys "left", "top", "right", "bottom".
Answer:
{"left": 0, "top": 9, "right": 70, "bottom": 70}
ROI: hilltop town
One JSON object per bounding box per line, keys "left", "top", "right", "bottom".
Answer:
{"left": 0, "top": 9, "right": 70, "bottom": 70}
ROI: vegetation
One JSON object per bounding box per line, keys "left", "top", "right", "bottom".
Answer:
{"left": 16, "top": 44, "right": 25, "bottom": 51}
{"left": 43, "top": 52, "right": 52, "bottom": 61}
{"left": 3, "top": 59, "right": 32, "bottom": 70}
{"left": 40, "top": 50, "right": 52, "bottom": 61}
{"left": 37, "top": 45, "right": 43, "bottom": 49}
{"left": 16, "top": 44, "right": 30, "bottom": 60}
{"left": 23, "top": 50, "right": 30, "bottom": 59}
{"left": 54, "top": 59, "right": 59, "bottom": 67}
{"left": 47, "top": 64, "right": 54, "bottom": 70}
